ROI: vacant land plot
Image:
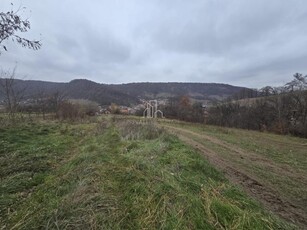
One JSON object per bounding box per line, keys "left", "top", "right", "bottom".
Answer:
{"left": 159, "top": 119, "right": 307, "bottom": 228}
{"left": 0, "top": 116, "right": 294, "bottom": 229}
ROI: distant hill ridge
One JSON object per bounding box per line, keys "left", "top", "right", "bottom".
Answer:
{"left": 0, "top": 78, "right": 248, "bottom": 106}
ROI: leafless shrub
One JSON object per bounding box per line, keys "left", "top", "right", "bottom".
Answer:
{"left": 116, "top": 120, "right": 164, "bottom": 140}
{"left": 56, "top": 99, "right": 99, "bottom": 121}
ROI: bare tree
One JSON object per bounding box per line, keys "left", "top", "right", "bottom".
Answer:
{"left": 0, "top": 67, "right": 26, "bottom": 118}
{"left": 285, "top": 73, "right": 307, "bottom": 92}
{"left": 286, "top": 74, "right": 307, "bottom": 134}
{"left": 46, "top": 90, "right": 66, "bottom": 118}
{"left": 259, "top": 86, "right": 275, "bottom": 96}
{"left": 33, "top": 89, "right": 48, "bottom": 119}
{"left": 0, "top": 3, "right": 41, "bottom": 54}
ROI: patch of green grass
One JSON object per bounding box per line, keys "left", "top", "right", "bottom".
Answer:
{"left": 0, "top": 117, "right": 294, "bottom": 229}
{"left": 166, "top": 120, "right": 307, "bottom": 170}
{"left": 0, "top": 121, "right": 82, "bottom": 226}
{"left": 116, "top": 132, "right": 289, "bottom": 229}
{"left": 159, "top": 119, "right": 307, "bottom": 218}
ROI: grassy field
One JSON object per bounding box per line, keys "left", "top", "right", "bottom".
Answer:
{"left": 159, "top": 119, "right": 307, "bottom": 227}
{"left": 0, "top": 116, "right": 296, "bottom": 229}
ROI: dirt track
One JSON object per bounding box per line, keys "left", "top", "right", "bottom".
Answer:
{"left": 162, "top": 124, "right": 307, "bottom": 228}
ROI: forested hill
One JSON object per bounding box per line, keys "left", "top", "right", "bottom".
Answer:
{"left": 109, "top": 82, "right": 246, "bottom": 101}
{"left": 0, "top": 78, "right": 248, "bottom": 105}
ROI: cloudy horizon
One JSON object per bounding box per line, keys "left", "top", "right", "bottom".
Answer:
{"left": 1, "top": 0, "right": 307, "bottom": 88}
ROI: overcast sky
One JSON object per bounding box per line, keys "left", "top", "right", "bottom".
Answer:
{"left": 1, "top": 0, "right": 307, "bottom": 88}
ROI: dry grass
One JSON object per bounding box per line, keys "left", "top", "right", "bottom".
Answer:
{"left": 159, "top": 119, "right": 307, "bottom": 227}
{"left": 0, "top": 116, "right": 294, "bottom": 229}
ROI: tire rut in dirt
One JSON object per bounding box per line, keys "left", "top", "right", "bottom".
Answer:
{"left": 225, "top": 166, "right": 307, "bottom": 227}
{"left": 163, "top": 125, "right": 307, "bottom": 228}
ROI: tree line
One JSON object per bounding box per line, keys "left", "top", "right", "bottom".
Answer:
{"left": 0, "top": 69, "right": 100, "bottom": 122}
{"left": 159, "top": 73, "right": 307, "bottom": 138}
{"left": 208, "top": 73, "right": 307, "bottom": 137}
{"left": 160, "top": 95, "right": 204, "bottom": 123}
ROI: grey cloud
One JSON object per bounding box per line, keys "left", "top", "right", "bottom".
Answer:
{"left": 1, "top": 0, "right": 307, "bottom": 88}
{"left": 82, "top": 29, "right": 131, "bottom": 64}
{"left": 152, "top": 0, "right": 307, "bottom": 55}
